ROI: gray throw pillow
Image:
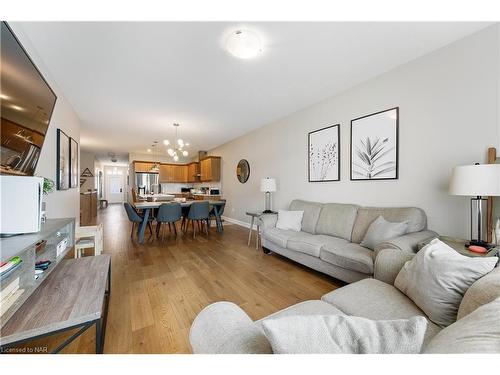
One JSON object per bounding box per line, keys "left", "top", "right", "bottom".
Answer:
{"left": 360, "top": 215, "right": 408, "bottom": 250}
{"left": 261, "top": 314, "right": 428, "bottom": 354}
{"left": 395, "top": 239, "right": 497, "bottom": 327}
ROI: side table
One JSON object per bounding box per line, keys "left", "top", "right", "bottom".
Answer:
{"left": 246, "top": 212, "right": 261, "bottom": 249}
{"left": 417, "top": 235, "right": 500, "bottom": 259}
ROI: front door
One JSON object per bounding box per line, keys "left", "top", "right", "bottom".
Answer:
{"left": 107, "top": 175, "right": 124, "bottom": 203}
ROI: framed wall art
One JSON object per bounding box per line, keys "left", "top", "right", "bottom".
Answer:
{"left": 70, "top": 137, "right": 79, "bottom": 188}
{"left": 56, "top": 129, "right": 70, "bottom": 190}
{"left": 350, "top": 107, "right": 399, "bottom": 181}
{"left": 308, "top": 124, "right": 340, "bottom": 182}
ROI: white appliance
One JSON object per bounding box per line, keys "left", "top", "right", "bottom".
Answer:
{"left": 0, "top": 176, "right": 43, "bottom": 235}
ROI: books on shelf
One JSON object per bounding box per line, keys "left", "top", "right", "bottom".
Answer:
{"left": 0, "top": 276, "right": 22, "bottom": 317}
{"left": 1, "top": 276, "right": 20, "bottom": 301}
{"left": 0, "top": 289, "right": 25, "bottom": 317}
{"left": 0, "top": 256, "right": 22, "bottom": 280}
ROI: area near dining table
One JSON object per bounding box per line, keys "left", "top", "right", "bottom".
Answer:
{"left": 132, "top": 200, "right": 225, "bottom": 243}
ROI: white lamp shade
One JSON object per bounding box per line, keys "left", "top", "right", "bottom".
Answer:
{"left": 449, "top": 164, "right": 500, "bottom": 196}
{"left": 260, "top": 177, "right": 276, "bottom": 192}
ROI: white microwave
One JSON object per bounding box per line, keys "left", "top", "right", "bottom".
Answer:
{"left": 0, "top": 176, "right": 43, "bottom": 235}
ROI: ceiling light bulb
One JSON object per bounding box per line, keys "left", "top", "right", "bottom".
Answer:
{"left": 182, "top": 151, "right": 189, "bottom": 157}
{"left": 226, "top": 29, "right": 263, "bottom": 59}
{"left": 177, "top": 139, "right": 184, "bottom": 146}
{"left": 173, "top": 155, "right": 179, "bottom": 162}
{"left": 147, "top": 148, "right": 152, "bottom": 152}
{"left": 163, "top": 139, "right": 170, "bottom": 145}
{"left": 167, "top": 148, "right": 174, "bottom": 156}
{"left": 185, "top": 143, "right": 190, "bottom": 146}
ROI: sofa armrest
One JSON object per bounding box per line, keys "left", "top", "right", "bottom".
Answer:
{"left": 258, "top": 213, "right": 278, "bottom": 232}
{"left": 189, "top": 302, "right": 272, "bottom": 354}
{"left": 374, "top": 248, "right": 415, "bottom": 285}
{"left": 374, "top": 230, "right": 438, "bottom": 256}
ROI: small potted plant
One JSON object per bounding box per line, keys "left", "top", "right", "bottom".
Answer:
{"left": 40, "top": 177, "right": 55, "bottom": 222}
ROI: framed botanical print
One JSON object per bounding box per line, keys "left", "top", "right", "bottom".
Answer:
{"left": 350, "top": 107, "right": 399, "bottom": 180}
{"left": 70, "top": 137, "right": 79, "bottom": 188}
{"left": 56, "top": 129, "right": 70, "bottom": 190}
{"left": 308, "top": 124, "right": 340, "bottom": 182}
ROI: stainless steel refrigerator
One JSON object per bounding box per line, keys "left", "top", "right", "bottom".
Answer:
{"left": 135, "top": 172, "right": 160, "bottom": 195}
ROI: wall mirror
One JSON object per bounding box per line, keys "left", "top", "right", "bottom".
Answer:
{"left": 236, "top": 159, "right": 250, "bottom": 183}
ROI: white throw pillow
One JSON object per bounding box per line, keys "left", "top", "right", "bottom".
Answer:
{"left": 261, "top": 314, "right": 428, "bottom": 354}
{"left": 360, "top": 215, "right": 408, "bottom": 250}
{"left": 394, "top": 238, "right": 497, "bottom": 327}
{"left": 276, "top": 210, "right": 304, "bottom": 232}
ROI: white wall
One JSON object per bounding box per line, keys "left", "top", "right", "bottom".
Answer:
{"left": 211, "top": 25, "right": 500, "bottom": 239}
{"left": 9, "top": 23, "right": 82, "bottom": 222}
{"left": 80, "top": 150, "right": 96, "bottom": 191}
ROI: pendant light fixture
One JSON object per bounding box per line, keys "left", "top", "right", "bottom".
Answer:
{"left": 150, "top": 141, "right": 160, "bottom": 172}
{"left": 165, "top": 123, "right": 189, "bottom": 162}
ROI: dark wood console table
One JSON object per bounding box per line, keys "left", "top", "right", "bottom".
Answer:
{"left": 0, "top": 255, "right": 111, "bottom": 354}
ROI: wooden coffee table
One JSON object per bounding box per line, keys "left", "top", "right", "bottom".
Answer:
{"left": 0, "top": 255, "right": 111, "bottom": 354}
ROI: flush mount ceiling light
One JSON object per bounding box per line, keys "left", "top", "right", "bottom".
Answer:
{"left": 225, "top": 29, "right": 263, "bottom": 59}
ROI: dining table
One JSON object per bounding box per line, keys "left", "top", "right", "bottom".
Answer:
{"left": 132, "top": 200, "right": 225, "bottom": 243}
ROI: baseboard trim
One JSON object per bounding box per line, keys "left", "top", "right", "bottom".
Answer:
{"left": 221, "top": 216, "right": 257, "bottom": 231}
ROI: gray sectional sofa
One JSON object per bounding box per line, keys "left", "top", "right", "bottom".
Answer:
{"left": 259, "top": 200, "right": 438, "bottom": 283}
{"left": 189, "top": 248, "right": 500, "bottom": 353}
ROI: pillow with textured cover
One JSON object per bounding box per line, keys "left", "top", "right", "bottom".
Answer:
{"left": 360, "top": 215, "right": 408, "bottom": 250}
{"left": 261, "top": 314, "right": 428, "bottom": 354}
{"left": 276, "top": 210, "right": 304, "bottom": 232}
{"left": 395, "top": 238, "right": 497, "bottom": 327}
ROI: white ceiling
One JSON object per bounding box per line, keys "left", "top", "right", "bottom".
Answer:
{"left": 15, "top": 22, "right": 491, "bottom": 162}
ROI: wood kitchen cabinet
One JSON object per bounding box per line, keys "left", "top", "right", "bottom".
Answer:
{"left": 159, "top": 163, "right": 189, "bottom": 183}
{"left": 134, "top": 158, "right": 220, "bottom": 183}
{"left": 159, "top": 164, "right": 173, "bottom": 182}
{"left": 200, "top": 156, "right": 221, "bottom": 182}
{"left": 133, "top": 161, "right": 155, "bottom": 173}
{"left": 187, "top": 162, "right": 199, "bottom": 183}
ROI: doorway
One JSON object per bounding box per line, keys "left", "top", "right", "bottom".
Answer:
{"left": 106, "top": 174, "right": 125, "bottom": 203}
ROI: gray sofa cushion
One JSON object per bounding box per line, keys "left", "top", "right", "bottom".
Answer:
{"left": 320, "top": 242, "right": 374, "bottom": 274}
{"left": 256, "top": 300, "right": 344, "bottom": 325}
{"left": 457, "top": 267, "right": 500, "bottom": 320}
{"left": 289, "top": 200, "right": 324, "bottom": 234}
{"left": 262, "top": 228, "right": 298, "bottom": 248}
{"left": 424, "top": 297, "right": 500, "bottom": 353}
{"left": 315, "top": 203, "right": 359, "bottom": 241}
{"left": 321, "top": 278, "right": 441, "bottom": 344}
{"left": 351, "top": 207, "right": 427, "bottom": 244}
{"left": 287, "top": 231, "right": 329, "bottom": 257}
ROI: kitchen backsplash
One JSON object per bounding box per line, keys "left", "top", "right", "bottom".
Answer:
{"left": 160, "top": 182, "right": 221, "bottom": 194}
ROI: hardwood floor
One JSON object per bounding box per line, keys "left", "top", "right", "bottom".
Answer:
{"left": 17, "top": 204, "right": 343, "bottom": 353}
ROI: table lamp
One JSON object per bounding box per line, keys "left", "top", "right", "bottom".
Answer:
{"left": 449, "top": 163, "right": 500, "bottom": 248}
{"left": 260, "top": 177, "right": 277, "bottom": 213}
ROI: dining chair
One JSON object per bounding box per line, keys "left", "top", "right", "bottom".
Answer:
{"left": 156, "top": 202, "right": 182, "bottom": 239}
{"left": 185, "top": 201, "right": 210, "bottom": 238}
{"left": 74, "top": 223, "right": 103, "bottom": 258}
{"left": 123, "top": 202, "right": 153, "bottom": 239}
{"left": 210, "top": 200, "right": 226, "bottom": 232}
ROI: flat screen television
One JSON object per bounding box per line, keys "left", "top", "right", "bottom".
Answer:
{"left": 0, "top": 21, "right": 57, "bottom": 176}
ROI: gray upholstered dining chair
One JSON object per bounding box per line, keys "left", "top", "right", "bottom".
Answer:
{"left": 210, "top": 200, "right": 226, "bottom": 232}
{"left": 156, "top": 202, "right": 182, "bottom": 238}
{"left": 123, "top": 202, "right": 153, "bottom": 239}
{"left": 185, "top": 201, "right": 210, "bottom": 238}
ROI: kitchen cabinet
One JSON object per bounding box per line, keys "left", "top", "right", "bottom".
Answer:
{"left": 200, "top": 156, "right": 221, "bottom": 182}
{"left": 159, "top": 164, "right": 188, "bottom": 183}
{"left": 134, "top": 161, "right": 156, "bottom": 173}
{"left": 187, "top": 162, "right": 199, "bottom": 183}
{"left": 159, "top": 164, "right": 174, "bottom": 182}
